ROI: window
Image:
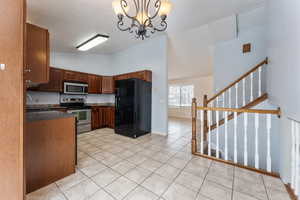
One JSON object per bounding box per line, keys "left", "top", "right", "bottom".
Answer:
{"left": 168, "top": 85, "right": 194, "bottom": 107}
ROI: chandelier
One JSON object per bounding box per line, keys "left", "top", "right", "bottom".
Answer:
{"left": 112, "top": 0, "right": 172, "bottom": 40}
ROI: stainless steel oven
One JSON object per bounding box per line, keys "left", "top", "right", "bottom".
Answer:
{"left": 67, "top": 109, "right": 91, "bottom": 134}
{"left": 64, "top": 82, "right": 88, "bottom": 95}
{"left": 60, "top": 97, "right": 91, "bottom": 134}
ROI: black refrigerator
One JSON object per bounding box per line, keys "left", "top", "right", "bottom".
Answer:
{"left": 115, "top": 78, "right": 152, "bottom": 138}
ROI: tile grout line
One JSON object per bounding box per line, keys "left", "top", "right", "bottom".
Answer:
{"left": 54, "top": 182, "right": 71, "bottom": 200}
{"left": 261, "top": 175, "right": 271, "bottom": 200}
{"left": 231, "top": 166, "right": 235, "bottom": 200}
{"left": 194, "top": 159, "right": 213, "bottom": 200}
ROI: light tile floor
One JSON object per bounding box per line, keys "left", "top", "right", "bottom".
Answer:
{"left": 26, "top": 118, "right": 290, "bottom": 200}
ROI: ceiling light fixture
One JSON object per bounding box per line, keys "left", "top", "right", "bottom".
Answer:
{"left": 112, "top": 0, "right": 173, "bottom": 40}
{"left": 76, "top": 34, "right": 109, "bottom": 51}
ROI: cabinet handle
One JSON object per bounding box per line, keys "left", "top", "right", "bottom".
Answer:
{"left": 24, "top": 69, "right": 31, "bottom": 73}
{"left": 25, "top": 80, "right": 32, "bottom": 83}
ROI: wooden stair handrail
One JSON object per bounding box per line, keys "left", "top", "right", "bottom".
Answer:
{"left": 209, "top": 93, "right": 269, "bottom": 131}
{"left": 208, "top": 58, "right": 268, "bottom": 103}
{"left": 196, "top": 106, "right": 280, "bottom": 116}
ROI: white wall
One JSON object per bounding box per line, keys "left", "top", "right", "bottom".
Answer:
{"left": 111, "top": 36, "right": 168, "bottom": 135}
{"left": 213, "top": 26, "right": 267, "bottom": 93}
{"left": 168, "top": 76, "right": 214, "bottom": 119}
{"left": 213, "top": 7, "right": 267, "bottom": 93}
{"left": 51, "top": 52, "right": 113, "bottom": 75}
{"left": 266, "top": 0, "right": 300, "bottom": 183}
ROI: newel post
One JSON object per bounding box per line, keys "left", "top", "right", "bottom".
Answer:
{"left": 203, "top": 95, "right": 208, "bottom": 141}
{"left": 192, "top": 98, "right": 197, "bottom": 154}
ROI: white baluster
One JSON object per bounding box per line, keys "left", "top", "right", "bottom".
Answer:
{"left": 250, "top": 72, "right": 254, "bottom": 102}
{"left": 234, "top": 112, "right": 238, "bottom": 163}
{"left": 216, "top": 110, "right": 219, "bottom": 158}
{"left": 222, "top": 93, "right": 225, "bottom": 108}
{"left": 200, "top": 110, "right": 204, "bottom": 154}
{"left": 295, "top": 123, "right": 300, "bottom": 196}
{"left": 266, "top": 114, "right": 272, "bottom": 172}
{"left": 235, "top": 83, "right": 239, "bottom": 108}
{"left": 291, "top": 121, "right": 296, "bottom": 189}
{"left": 224, "top": 111, "right": 228, "bottom": 161}
{"left": 244, "top": 113, "right": 248, "bottom": 166}
{"left": 229, "top": 88, "right": 232, "bottom": 109}
{"left": 255, "top": 113, "right": 259, "bottom": 169}
{"left": 222, "top": 93, "right": 225, "bottom": 118}
{"left": 208, "top": 110, "right": 211, "bottom": 156}
{"left": 259, "top": 67, "right": 262, "bottom": 97}
{"left": 243, "top": 78, "right": 246, "bottom": 106}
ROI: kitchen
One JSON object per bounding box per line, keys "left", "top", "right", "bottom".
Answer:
{"left": 25, "top": 19, "right": 155, "bottom": 194}
{"left": 1, "top": 0, "right": 168, "bottom": 199}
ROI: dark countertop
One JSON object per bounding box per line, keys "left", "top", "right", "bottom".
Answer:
{"left": 26, "top": 111, "right": 76, "bottom": 123}
{"left": 27, "top": 104, "right": 64, "bottom": 109}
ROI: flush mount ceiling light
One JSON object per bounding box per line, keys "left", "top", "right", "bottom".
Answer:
{"left": 76, "top": 34, "right": 109, "bottom": 51}
{"left": 112, "top": 0, "right": 172, "bottom": 40}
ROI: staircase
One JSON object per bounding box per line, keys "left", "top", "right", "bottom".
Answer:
{"left": 191, "top": 58, "right": 281, "bottom": 177}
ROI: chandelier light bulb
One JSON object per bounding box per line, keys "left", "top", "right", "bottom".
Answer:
{"left": 112, "top": 0, "right": 129, "bottom": 15}
{"left": 159, "top": 0, "right": 173, "bottom": 16}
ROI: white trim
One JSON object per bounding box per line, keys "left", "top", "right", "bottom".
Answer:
{"left": 151, "top": 131, "right": 168, "bottom": 136}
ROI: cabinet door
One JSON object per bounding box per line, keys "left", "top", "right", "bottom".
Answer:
{"left": 92, "top": 108, "right": 100, "bottom": 130}
{"left": 98, "top": 107, "right": 105, "bottom": 128}
{"left": 64, "top": 71, "right": 77, "bottom": 81}
{"left": 88, "top": 75, "right": 99, "bottom": 94}
{"left": 38, "top": 68, "right": 64, "bottom": 92}
{"left": 77, "top": 73, "right": 88, "bottom": 83}
{"left": 109, "top": 107, "right": 115, "bottom": 128}
{"left": 102, "top": 76, "right": 114, "bottom": 94}
{"left": 25, "top": 23, "right": 49, "bottom": 84}
{"left": 143, "top": 70, "right": 152, "bottom": 82}
{"left": 131, "top": 72, "right": 144, "bottom": 80}
{"left": 114, "top": 74, "right": 130, "bottom": 81}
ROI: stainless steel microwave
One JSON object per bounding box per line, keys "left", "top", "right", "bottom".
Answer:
{"left": 64, "top": 82, "right": 88, "bottom": 95}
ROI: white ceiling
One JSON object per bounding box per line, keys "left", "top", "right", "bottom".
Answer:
{"left": 27, "top": 0, "right": 265, "bottom": 54}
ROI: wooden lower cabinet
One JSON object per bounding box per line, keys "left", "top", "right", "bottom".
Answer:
{"left": 92, "top": 106, "right": 115, "bottom": 130}
{"left": 26, "top": 117, "right": 76, "bottom": 193}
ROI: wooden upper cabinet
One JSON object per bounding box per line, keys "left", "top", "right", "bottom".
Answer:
{"left": 77, "top": 72, "right": 88, "bottom": 83}
{"left": 114, "top": 70, "right": 152, "bottom": 82}
{"left": 38, "top": 67, "right": 64, "bottom": 92}
{"left": 102, "top": 76, "right": 114, "bottom": 94}
{"left": 63, "top": 70, "right": 77, "bottom": 82}
{"left": 114, "top": 74, "right": 130, "bottom": 81}
{"left": 25, "top": 23, "right": 50, "bottom": 84}
{"left": 98, "top": 76, "right": 103, "bottom": 94}
{"left": 88, "top": 74, "right": 101, "bottom": 94}
{"left": 64, "top": 70, "right": 88, "bottom": 83}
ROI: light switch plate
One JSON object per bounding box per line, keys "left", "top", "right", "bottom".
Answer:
{"left": 0, "top": 64, "right": 5, "bottom": 70}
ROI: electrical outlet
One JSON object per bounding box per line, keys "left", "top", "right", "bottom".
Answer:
{"left": 0, "top": 64, "right": 5, "bottom": 70}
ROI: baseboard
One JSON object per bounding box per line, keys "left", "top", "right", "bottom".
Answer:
{"left": 151, "top": 132, "right": 167, "bottom": 136}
